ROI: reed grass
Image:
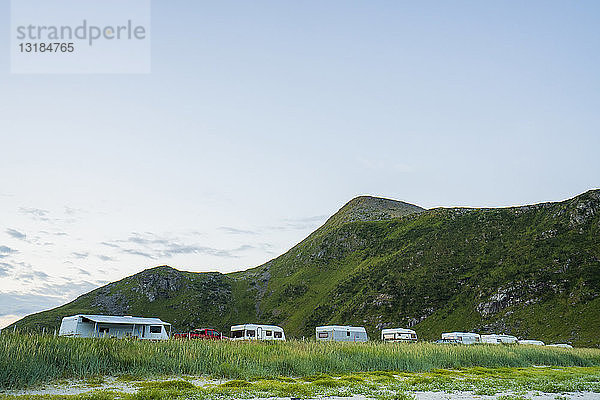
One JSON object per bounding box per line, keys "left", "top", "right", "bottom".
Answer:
{"left": 1, "top": 333, "right": 599, "bottom": 390}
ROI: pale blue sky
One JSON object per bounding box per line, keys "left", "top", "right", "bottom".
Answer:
{"left": 0, "top": 1, "right": 599, "bottom": 328}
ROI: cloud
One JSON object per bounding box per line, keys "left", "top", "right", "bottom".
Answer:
{"left": 75, "top": 267, "right": 91, "bottom": 276}
{"left": 3, "top": 260, "right": 49, "bottom": 282}
{"left": 218, "top": 227, "right": 258, "bottom": 235}
{"left": 0, "top": 292, "right": 64, "bottom": 319}
{"left": 0, "top": 315, "right": 22, "bottom": 330}
{"left": 64, "top": 206, "right": 84, "bottom": 216}
{"left": 39, "top": 230, "right": 68, "bottom": 237}
{"left": 34, "top": 270, "right": 49, "bottom": 279}
{"left": 122, "top": 248, "right": 156, "bottom": 259}
{"left": 0, "top": 245, "right": 17, "bottom": 255}
{"left": 71, "top": 252, "right": 89, "bottom": 259}
{"left": 100, "top": 241, "right": 120, "bottom": 248}
{"left": 19, "top": 207, "right": 50, "bottom": 220}
{"left": 0, "top": 281, "right": 103, "bottom": 325}
{"left": 253, "top": 242, "right": 277, "bottom": 254}
{"left": 18, "top": 207, "right": 78, "bottom": 225}
{"left": 97, "top": 255, "right": 115, "bottom": 262}
{"left": 266, "top": 215, "right": 327, "bottom": 231}
{"left": 1, "top": 260, "right": 27, "bottom": 269}
{"left": 32, "top": 280, "right": 99, "bottom": 299}
{"left": 0, "top": 280, "right": 99, "bottom": 327}
{"left": 103, "top": 232, "right": 255, "bottom": 260}
{"left": 220, "top": 217, "right": 326, "bottom": 237}
{"left": 66, "top": 267, "right": 92, "bottom": 276}
{"left": 17, "top": 270, "right": 50, "bottom": 282}
{"left": 6, "top": 228, "right": 26, "bottom": 240}
{"left": 0, "top": 263, "right": 11, "bottom": 277}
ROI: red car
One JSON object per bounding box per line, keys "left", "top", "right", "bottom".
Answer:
{"left": 173, "top": 328, "right": 224, "bottom": 340}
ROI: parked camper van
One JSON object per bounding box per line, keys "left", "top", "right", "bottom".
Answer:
{"left": 381, "top": 328, "right": 417, "bottom": 343}
{"left": 441, "top": 332, "right": 481, "bottom": 344}
{"left": 230, "top": 324, "right": 285, "bottom": 341}
{"left": 58, "top": 315, "right": 171, "bottom": 340}
{"left": 547, "top": 343, "right": 573, "bottom": 348}
{"left": 518, "top": 339, "right": 545, "bottom": 346}
{"left": 480, "top": 334, "right": 518, "bottom": 344}
{"left": 316, "top": 326, "right": 368, "bottom": 342}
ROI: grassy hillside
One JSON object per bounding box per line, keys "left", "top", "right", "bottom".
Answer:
{"left": 9, "top": 190, "right": 600, "bottom": 347}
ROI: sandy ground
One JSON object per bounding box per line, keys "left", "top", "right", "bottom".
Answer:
{"left": 301, "top": 395, "right": 600, "bottom": 400}
{"left": 413, "top": 392, "right": 597, "bottom": 399}
{"left": 1, "top": 376, "right": 225, "bottom": 397}
{"left": 2, "top": 378, "right": 598, "bottom": 399}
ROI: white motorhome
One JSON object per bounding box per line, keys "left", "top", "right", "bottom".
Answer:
{"left": 230, "top": 324, "right": 285, "bottom": 341}
{"left": 481, "top": 334, "right": 518, "bottom": 344}
{"left": 441, "top": 332, "right": 481, "bottom": 344}
{"left": 381, "top": 328, "right": 417, "bottom": 343}
{"left": 58, "top": 315, "right": 171, "bottom": 340}
{"left": 518, "top": 339, "right": 545, "bottom": 346}
{"left": 547, "top": 343, "right": 573, "bottom": 349}
{"left": 316, "top": 325, "right": 368, "bottom": 342}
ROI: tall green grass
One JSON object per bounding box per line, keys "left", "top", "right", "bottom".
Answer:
{"left": 1, "top": 334, "right": 599, "bottom": 390}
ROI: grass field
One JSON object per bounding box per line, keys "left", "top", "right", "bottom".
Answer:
{"left": 2, "top": 334, "right": 600, "bottom": 391}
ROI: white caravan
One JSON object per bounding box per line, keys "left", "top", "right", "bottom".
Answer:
{"left": 381, "top": 328, "right": 417, "bottom": 343}
{"left": 316, "top": 325, "right": 368, "bottom": 342}
{"left": 518, "top": 339, "right": 545, "bottom": 346}
{"left": 547, "top": 343, "right": 573, "bottom": 348}
{"left": 441, "top": 332, "right": 481, "bottom": 344}
{"left": 481, "top": 334, "right": 518, "bottom": 344}
{"left": 230, "top": 324, "right": 285, "bottom": 341}
{"left": 58, "top": 315, "right": 171, "bottom": 340}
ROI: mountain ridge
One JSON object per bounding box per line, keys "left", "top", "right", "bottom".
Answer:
{"left": 9, "top": 190, "right": 600, "bottom": 346}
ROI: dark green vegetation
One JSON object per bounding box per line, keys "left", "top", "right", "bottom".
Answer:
{"left": 2, "top": 334, "right": 600, "bottom": 390}
{"left": 9, "top": 191, "right": 600, "bottom": 346}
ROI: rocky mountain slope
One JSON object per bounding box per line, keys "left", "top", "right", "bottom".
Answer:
{"left": 10, "top": 190, "right": 600, "bottom": 347}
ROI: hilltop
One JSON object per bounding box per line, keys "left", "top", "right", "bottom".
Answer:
{"left": 10, "top": 190, "right": 600, "bottom": 347}
{"left": 320, "top": 196, "right": 425, "bottom": 228}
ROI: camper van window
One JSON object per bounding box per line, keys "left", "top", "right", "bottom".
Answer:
{"left": 411, "top": 333, "right": 416, "bottom": 338}
{"left": 274, "top": 331, "right": 282, "bottom": 338}
{"left": 383, "top": 333, "right": 394, "bottom": 340}
{"left": 246, "top": 330, "right": 256, "bottom": 337}
{"left": 231, "top": 330, "right": 244, "bottom": 338}
{"left": 347, "top": 331, "right": 350, "bottom": 336}
{"left": 265, "top": 330, "right": 272, "bottom": 336}
{"left": 318, "top": 332, "right": 329, "bottom": 338}
{"left": 150, "top": 326, "right": 162, "bottom": 334}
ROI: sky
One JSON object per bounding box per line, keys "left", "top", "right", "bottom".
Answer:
{"left": 1, "top": 1, "right": 599, "bottom": 329}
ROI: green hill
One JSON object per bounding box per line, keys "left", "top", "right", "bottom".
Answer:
{"left": 10, "top": 190, "right": 600, "bottom": 347}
